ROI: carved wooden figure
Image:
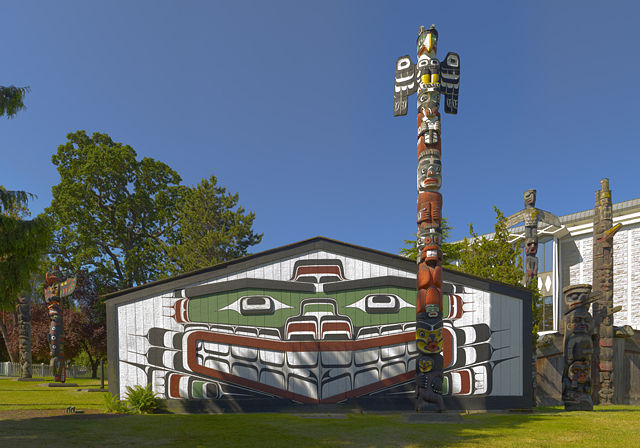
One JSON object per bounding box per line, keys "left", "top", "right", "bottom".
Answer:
{"left": 562, "top": 284, "right": 596, "bottom": 411}
{"left": 44, "top": 270, "right": 77, "bottom": 383}
{"left": 592, "top": 179, "right": 620, "bottom": 404}
{"left": 394, "top": 24, "right": 460, "bottom": 412}
{"left": 17, "top": 294, "right": 32, "bottom": 378}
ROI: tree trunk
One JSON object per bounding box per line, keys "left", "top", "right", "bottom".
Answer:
{"left": 91, "top": 359, "right": 99, "bottom": 379}
{"left": 16, "top": 293, "right": 32, "bottom": 378}
{"left": 0, "top": 313, "right": 16, "bottom": 363}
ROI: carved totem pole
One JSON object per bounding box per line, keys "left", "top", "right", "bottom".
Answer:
{"left": 592, "top": 179, "right": 621, "bottom": 404}
{"left": 562, "top": 284, "right": 598, "bottom": 411}
{"left": 522, "top": 190, "right": 539, "bottom": 287}
{"left": 16, "top": 293, "right": 32, "bottom": 378}
{"left": 43, "top": 270, "right": 76, "bottom": 383}
{"left": 394, "top": 24, "right": 460, "bottom": 411}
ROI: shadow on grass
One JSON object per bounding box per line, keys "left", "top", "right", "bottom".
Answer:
{"left": 0, "top": 408, "right": 609, "bottom": 448}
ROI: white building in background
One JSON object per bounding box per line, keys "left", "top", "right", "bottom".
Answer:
{"left": 477, "top": 197, "right": 640, "bottom": 334}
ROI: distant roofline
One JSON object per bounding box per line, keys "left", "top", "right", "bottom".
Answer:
{"left": 456, "top": 197, "right": 640, "bottom": 242}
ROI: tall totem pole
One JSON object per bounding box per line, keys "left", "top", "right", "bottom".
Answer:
{"left": 43, "top": 270, "right": 76, "bottom": 383}
{"left": 394, "top": 24, "right": 460, "bottom": 411}
{"left": 592, "top": 179, "right": 620, "bottom": 404}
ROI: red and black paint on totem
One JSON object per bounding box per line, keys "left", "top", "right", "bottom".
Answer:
{"left": 394, "top": 24, "right": 460, "bottom": 411}
{"left": 44, "top": 271, "right": 77, "bottom": 383}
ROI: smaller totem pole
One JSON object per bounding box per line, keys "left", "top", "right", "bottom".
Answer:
{"left": 522, "top": 190, "right": 539, "bottom": 287}
{"left": 505, "top": 190, "right": 560, "bottom": 403}
{"left": 505, "top": 189, "right": 561, "bottom": 288}
{"left": 16, "top": 293, "right": 32, "bottom": 378}
{"left": 562, "top": 284, "right": 598, "bottom": 411}
{"left": 44, "top": 270, "right": 76, "bottom": 383}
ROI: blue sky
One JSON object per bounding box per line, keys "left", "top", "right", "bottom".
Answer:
{"left": 1, "top": 1, "right": 637, "bottom": 256}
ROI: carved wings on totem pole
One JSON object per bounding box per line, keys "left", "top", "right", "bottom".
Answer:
{"left": 44, "top": 272, "right": 77, "bottom": 300}
{"left": 393, "top": 31, "right": 460, "bottom": 117}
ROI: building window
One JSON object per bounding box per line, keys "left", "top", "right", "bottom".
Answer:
{"left": 541, "top": 295, "right": 553, "bottom": 332}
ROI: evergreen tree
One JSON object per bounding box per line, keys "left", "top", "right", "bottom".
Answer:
{"left": 457, "top": 206, "right": 541, "bottom": 345}
{"left": 166, "top": 175, "right": 263, "bottom": 272}
{"left": 0, "top": 187, "right": 52, "bottom": 363}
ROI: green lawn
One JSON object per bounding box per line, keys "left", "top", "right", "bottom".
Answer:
{"left": 1, "top": 377, "right": 639, "bottom": 447}
{"left": 0, "top": 377, "right": 108, "bottom": 410}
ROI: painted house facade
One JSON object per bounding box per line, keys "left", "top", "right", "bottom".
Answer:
{"left": 104, "top": 237, "right": 532, "bottom": 411}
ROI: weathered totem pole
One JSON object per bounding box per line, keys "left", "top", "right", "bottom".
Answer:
{"left": 592, "top": 179, "right": 621, "bottom": 404}
{"left": 43, "top": 270, "right": 76, "bottom": 383}
{"left": 562, "top": 284, "right": 598, "bottom": 411}
{"left": 506, "top": 191, "right": 560, "bottom": 403}
{"left": 394, "top": 24, "right": 460, "bottom": 411}
{"left": 522, "top": 190, "right": 539, "bottom": 287}
{"left": 16, "top": 293, "right": 32, "bottom": 378}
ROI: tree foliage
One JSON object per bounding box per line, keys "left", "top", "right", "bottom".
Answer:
{"left": 47, "top": 131, "right": 262, "bottom": 292}
{"left": 453, "top": 206, "right": 541, "bottom": 345}
{"left": 457, "top": 207, "right": 524, "bottom": 285}
{"left": 400, "top": 217, "right": 463, "bottom": 268}
{"left": 0, "top": 86, "right": 29, "bottom": 118}
{"left": 64, "top": 271, "right": 107, "bottom": 378}
{"left": 167, "top": 175, "right": 263, "bottom": 272}
{"left": 47, "top": 131, "right": 185, "bottom": 292}
{"left": 0, "top": 186, "right": 52, "bottom": 309}
{"left": 2, "top": 301, "right": 84, "bottom": 364}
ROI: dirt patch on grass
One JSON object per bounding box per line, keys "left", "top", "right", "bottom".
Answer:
{"left": 0, "top": 409, "right": 122, "bottom": 421}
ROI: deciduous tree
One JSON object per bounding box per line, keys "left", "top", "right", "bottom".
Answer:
{"left": 47, "top": 131, "right": 185, "bottom": 292}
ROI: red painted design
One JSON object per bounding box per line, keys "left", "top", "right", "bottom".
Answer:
{"left": 169, "top": 374, "right": 184, "bottom": 398}
{"left": 416, "top": 288, "right": 442, "bottom": 313}
{"left": 184, "top": 330, "right": 417, "bottom": 403}
{"left": 417, "top": 191, "right": 442, "bottom": 227}
{"left": 417, "top": 263, "right": 442, "bottom": 289}
{"left": 294, "top": 265, "right": 343, "bottom": 280}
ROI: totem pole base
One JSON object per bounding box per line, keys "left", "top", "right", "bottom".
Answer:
{"left": 564, "top": 396, "right": 593, "bottom": 412}
{"left": 40, "top": 383, "right": 79, "bottom": 388}
{"left": 415, "top": 401, "right": 445, "bottom": 413}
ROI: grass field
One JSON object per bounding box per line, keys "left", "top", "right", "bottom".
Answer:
{"left": 1, "top": 377, "right": 639, "bottom": 447}
{"left": 0, "top": 377, "right": 108, "bottom": 410}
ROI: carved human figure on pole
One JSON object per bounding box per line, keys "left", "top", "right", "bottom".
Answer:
{"left": 562, "top": 284, "right": 598, "bottom": 411}
{"left": 592, "top": 179, "right": 620, "bottom": 404}
{"left": 43, "top": 270, "right": 76, "bottom": 383}
{"left": 17, "top": 293, "right": 32, "bottom": 378}
{"left": 394, "top": 24, "right": 460, "bottom": 411}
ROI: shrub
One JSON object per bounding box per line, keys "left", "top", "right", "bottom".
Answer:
{"left": 103, "top": 393, "right": 130, "bottom": 414}
{"left": 124, "top": 384, "right": 160, "bottom": 414}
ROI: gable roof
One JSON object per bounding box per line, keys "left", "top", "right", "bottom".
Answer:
{"left": 103, "top": 235, "right": 531, "bottom": 306}
{"left": 103, "top": 236, "right": 415, "bottom": 303}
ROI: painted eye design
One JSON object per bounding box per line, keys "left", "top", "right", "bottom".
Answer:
{"left": 346, "top": 294, "right": 413, "bottom": 314}
{"left": 219, "top": 295, "right": 293, "bottom": 316}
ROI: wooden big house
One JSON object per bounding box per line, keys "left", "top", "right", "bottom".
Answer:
{"left": 104, "top": 237, "right": 532, "bottom": 412}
